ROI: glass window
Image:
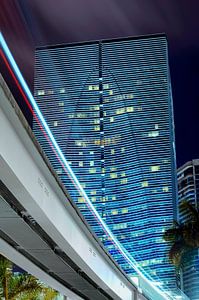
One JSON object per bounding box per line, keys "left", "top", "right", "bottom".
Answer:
{"left": 90, "top": 190, "right": 96, "bottom": 195}
{"left": 121, "top": 172, "right": 126, "bottom": 177}
{"left": 150, "top": 166, "right": 160, "bottom": 172}
{"left": 111, "top": 149, "right": 115, "bottom": 155}
{"left": 141, "top": 181, "right": 148, "bottom": 187}
{"left": 110, "top": 117, "right": 114, "bottom": 123}
{"left": 109, "top": 90, "right": 113, "bottom": 95}
{"left": 111, "top": 210, "right": 118, "bottom": 215}
{"left": 89, "top": 168, "right": 96, "bottom": 174}
{"left": 110, "top": 173, "right": 117, "bottom": 179}
{"left": 78, "top": 197, "right": 85, "bottom": 203}
{"left": 90, "top": 161, "right": 94, "bottom": 166}
{"left": 163, "top": 187, "right": 169, "bottom": 192}
{"left": 121, "top": 178, "right": 128, "bottom": 184}
{"left": 53, "top": 121, "right": 58, "bottom": 127}
{"left": 126, "top": 106, "right": 134, "bottom": 112}
{"left": 148, "top": 131, "right": 159, "bottom": 137}
{"left": 59, "top": 88, "right": 65, "bottom": 93}
{"left": 79, "top": 161, "right": 83, "bottom": 167}
{"left": 121, "top": 208, "right": 128, "bottom": 214}
{"left": 121, "top": 147, "right": 125, "bottom": 153}
{"left": 58, "top": 101, "right": 64, "bottom": 106}
{"left": 37, "top": 90, "right": 45, "bottom": 96}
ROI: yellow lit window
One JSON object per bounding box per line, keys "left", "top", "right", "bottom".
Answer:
{"left": 111, "top": 149, "right": 115, "bottom": 155}
{"left": 148, "top": 131, "right": 159, "bottom": 137}
{"left": 53, "top": 121, "right": 58, "bottom": 127}
{"left": 78, "top": 197, "right": 85, "bottom": 203}
{"left": 94, "top": 85, "right": 99, "bottom": 90}
{"left": 110, "top": 117, "right": 114, "bottom": 123}
{"left": 121, "top": 147, "right": 125, "bottom": 153}
{"left": 121, "top": 178, "right": 128, "bottom": 184}
{"left": 109, "top": 90, "right": 113, "bottom": 95}
{"left": 93, "top": 119, "right": 100, "bottom": 124}
{"left": 88, "top": 85, "right": 93, "bottom": 90}
{"left": 94, "top": 139, "right": 100, "bottom": 146}
{"left": 116, "top": 108, "right": 125, "bottom": 115}
{"left": 121, "top": 172, "right": 126, "bottom": 177}
{"left": 150, "top": 166, "right": 160, "bottom": 172}
{"left": 94, "top": 125, "right": 100, "bottom": 131}
{"left": 89, "top": 168, "right": 96, "bottom": 174}
{"left": 126, "top": 106, "right": 134, "bottom": 112}
{"left": 102, "top": 168, "right": 105, "bottom": 173}
{"left": 121, "top": 208, "right": 128, "bottom": 214}
{"left": 102, "top": 197, "right": 106, "bottom": 202}
{"left": 37, "top": 90, "right": 45, "bottom": 96}
{"left": 141, "top": 181, "right": 148, "bottom": 187}
{"left": 113, "top": 223, "right": 127, "bottom": 230}
{"left": 79, "top": 161, "right": 83, "bottom": 167}
{"left": 91, "top": 197, "right": 96, "bottom": 202}
{"left": 112, "top": 210, "right": 118, "bottom": 215}
{"left": 110, "top": 173, "right": 117, "bottom": 179}
{"left": 112, "top": 196, "right": 116, "bottom": 200}
{"left": 163, "top": 187, "right": 169, "bottom": 192}
{"left": 90, "top": 190, "right": 96, "bottom": 195}
{"left": 110, "top": 167, "right": 117, "bottom": 171}
{"left": 90, "top": 161, "right": 94, "bottom": 166}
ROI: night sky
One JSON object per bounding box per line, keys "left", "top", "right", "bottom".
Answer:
{"left": 1, "top": 0, "right": 199, "bottom": 167}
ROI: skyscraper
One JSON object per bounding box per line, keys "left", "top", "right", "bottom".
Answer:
{"left": 34, "top": 34, "right": 177, "bottom": 290}
{"left": 177, "top": 160, "right": 199, "bottom": 299}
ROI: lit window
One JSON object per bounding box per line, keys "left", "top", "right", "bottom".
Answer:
{"left": 88, "top": 85, "right": 93, "bottom": 90}
{"left": 121, "top": 147, "right": 125, "bottom": 153}
{"left": 121, "top": 208, "right": 128, "bottom": 214}
{"left": 47, "top": 90, "right": 54, "bottom": 95}
{"left": 121, "top": 178, "right": 128, "bottom": 184}
{"left": 126, "top": 106, "right": 134, "bottom": 113}
{"left": 89, "top": 168, "right": 96, "bottom": 174}
{"left": 53, "top": 121, "right": 58, "bottom": 127}
{"left": 110, "top": 117, "right": 114, "bottom": 123}
{"left": 109, "top": 90, "right": 113, "bottom": 95}
{"left": 93, "top": 119, "right": 100, "bottom": 124}
{"left": 90, "top": 190, "right": 96, "bottom": 195}
{"left": 141, "top": 181, "right": 148, "bottom": 187}
{"left": 94, "top": 85, "right": 99, "bottom": 90}
{"left": 150, "top": 166, "right": 160, "bottom": 172}
{"left": 111, "top": 149, "right": 115, "bottom": 155}
{"left": 94, "top": 125, "right": 100, "bottom": 131}
{"left": 90, "top": 161, "right": 94, "bottom": 166}
{"left": 103, "top": 84, "right": 109, "bottom": 89}
{"left": 112, "top": 196, "right": 116, "bottom": 200}
{"left": 90, "top": 151, "right": 94, "bottom": 155}
{"left": 110, "top": 173, "right": 117, "bottom": 179}
{"left": 91, "top": 197, "right": 96, "bottom": 202}
{"left": 112, "top": 210, "right": 118, "bottom": 215}
{"left": 79, "top": 152, "right": 83, "bottom": 155}
{"left": 155, "top": 124, "right": 159, "bottom": 129}
{"left": 81, "top": 183, "right": 86, "bottom": 188}
{"left": 110, "top": 167, "right": 117, "bottom": 171}
{"left": 78, "top": 197, "right": 85, "bottom": 203}
{"left": 163, "top": 187, "right": 169, "bottom": 192}
{"left": 58, "top": 101, "right": 64, "bottom": 106}
{"left": 113, "top": 223, "right": 127, "bottom": 230}
{"left": 37, "top": 90, "right": 45, "bottom": 96}
{"left": 79, "top": 161, "right": 83, "bottom": 167}
{"left": 102, "top": 168, "right": 105, "bottom": 173}
{"left": 60, "top": 88, "right": 65, "bottom": 93}
{"left": 121, "top": 172, "right": 126, "bottom": 177}
{"left": 148, "top": 131, "right": 159, "bottom": 137}
{"left": 116, "top": 108, "right": 125, "bottom": 115}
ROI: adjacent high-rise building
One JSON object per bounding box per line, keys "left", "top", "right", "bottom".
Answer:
{"left": 33, "top": 34, "right": 177, "bottom": 290}
{"left": 177, "top": 160, "right": 199, "bottom": 299}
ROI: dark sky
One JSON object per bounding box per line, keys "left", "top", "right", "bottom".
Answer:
{"left": 1, "top": 0, "right": 199, "bottom": 167}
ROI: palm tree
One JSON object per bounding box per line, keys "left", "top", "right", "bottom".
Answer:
{"left": 163, "top": 200, "right": 199, "bottom": 268}
{"left": 0, "top": 254, "right": 58, "bottom": 300}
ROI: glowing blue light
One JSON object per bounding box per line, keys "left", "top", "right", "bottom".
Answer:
{"left": 0, "top": 32, "right": 171, "bottom": 300}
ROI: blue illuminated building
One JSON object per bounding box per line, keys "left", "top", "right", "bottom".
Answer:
{"left": 177, "top": 160, "right": 199, "bottom": 299}
{"left": 33, "top": 34, "right": 177, "bottom": 290}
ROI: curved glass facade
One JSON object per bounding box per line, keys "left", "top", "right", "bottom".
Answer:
{"left": 34, "top": 35, "right": 177, "bottom": 291}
